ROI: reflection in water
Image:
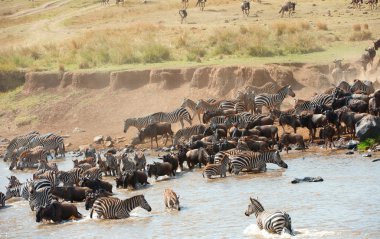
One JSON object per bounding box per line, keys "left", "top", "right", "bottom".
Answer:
{"left": 0, "top": 152, "right": 380, "bottom": 239}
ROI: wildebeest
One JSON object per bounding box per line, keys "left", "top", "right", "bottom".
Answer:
{"left": 253, "top": 125, "right": 279, "bottom": 147}
{"left": 159, "top": 153, "right": 179, "bottom": 172}
{"left": 84, "top": 189, "right": 112, "bottom": 210}
{"left": 241, "top": 0, "right": 250, "bottom": 16}
{"left": 164, "top": 188, "right": 180, "bottom": 211}
{"left": 279, "top": 133, "right": 306, "bottom": 154}
{"left": 360, "top": 47, "right": 376, "bottom": 72}
{"left": 80, "top": 178, "right": 113, "bottom": 193}
{"left": 36, "top": 201, "right": 82, "bottom": 223}
{"left": 51, "top": 187, "right": 93, "bottom": 203}
{"left": 196, "top": 0, "right": 206, "bottom": 11}
{"left": 319, "top": 124, "right": 336, "bottom": 149}
{"left": 147, "top": 162, "right": 174, "bottom": 179}
{"left": 138, "top": 123, "right": 173, "bottom": 148}
{"left": 299, "top": 113, "right": 327, "bottom": 142}
{"left": 133, "top": 151, "right": 146, "bottom": 172}
{"left": 115, "top": 171, "right": 149, "bottom": 189}
{"left": 279, "top": 1, "right": 296, "bottom": 17}
{"left": 179, "top": 9, "right": 187, "bottom": 24}
{"left": 185, "top": 147, "right": 210, "bottom": 169}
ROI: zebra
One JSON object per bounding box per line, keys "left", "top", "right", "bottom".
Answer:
{"left": 179, "top": 9, "right": 187, "bottom": 24}
{"left": 28, "top": 183, "right": 52, "bottom": 211}
{"left": 173, "top": 124, "right": 207, "bottom": 145}
{"left": 9, "top": 146, "right": 50, "bottom": 170}
{"left": 195, "top": 99, "right": 222, "bottom": 113}
{"left": 133, "top": 151, "right": 146, "bottom": 172}
{"left": 350, "top": 79, "right": 374, "bottom": 95}
{"left": 294, "top": 94, "right": 334, "bottom": 114}
{"left": 103, "top": 153, "right": 119, "bottom": 176}
{"left": 0, "top": 192, "right": 5, "bottom": 208}
{"left": 90, "top": 195, "right": 152, "bottom": 219}
{"left": 151, "top": 107, "right": 192, "bottom": 129}
{"left": 245, "top": 82, "right": 277, "bottom": 95}
{"left": 33, "top": 170, "right": 59, "bottom": 188}
{"left": 241, "top": 0, "right": 250, "bottom": 16}
{"left": 123, "top": 114, "right": 158, "bottom": 134}
{"left": 3, "top": 132, "right": 39, "bottom": 161}
{"left": 4, "top": 182, "right": 30, "bottom": 200}
{"left": 37, "top": 159, "right": 58, "bottom": 172}
{"left": 164, "top": 188, "right": 180, "bottom": 211}
{"left": 83, "top": 167, "right": 103, "bottom": 180}
{"left": 255, "top": 85, "right": 295, "bottom": 113}
{"left": 279, "top": 1, "right": 296, "bottom": 17}
{"left": 230, "top": 151, "right": 288, "bottom": 175}
{"left": 39, "top": 134, "right": 65, "bottom": 158}
{"left": 219, "top": 100, "right": 247, "bottom": 113}
{"left": 337, "top": 80, "right": 351, "bottom": 93}
{"left": 6, "top": 175, "right": 22, "bottom": 188}
{"left": 181, "top": 98, "right": 216, "bottom": 123}
{"left": 202, "top": 153, "right": 230, "bottom": 179}
{"left": 25, "top": 133, "right": 54, "bottom": 148}
{"left": 57, "top": 168, "right": 84, "bottom": 186}
{"left": 245, "top": 197, "right": 294, "bottom": 236}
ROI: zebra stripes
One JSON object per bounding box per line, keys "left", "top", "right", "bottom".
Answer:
{"left": 245, "top": 197, "right": 294, "bottom": 236}
{"left": 123, "top": 114, "right": 158, "bottom": 134}
{"left": 173, "top": 124, "right": 207, "bottom": 145}
{"left": 181, "top": 98, "right": 216, "bottom": 123}
{"left": 245, "top": 82, "right": 277, "bottom": 95}
{"left": 37, "top": 160, "right": 58, "bottom": 172}
{"left": 0, "top": 192, "right": 5, "bottom": 208}
{"left": 83, "top": 167, "right": 103, "bottom": 180}
{"left": 255, "top": 85, "right": 295, "bottom": 113}
{"left": 10, "top": 146, "right": 50, "bottom": 170}
{"left": 151, "top": 107, "right": 192, "bottom": 129}
{"left": 195, "top": 99, "right": 222, "bottom": 113}
{"left": 39, "top": 134, "right": 65, "bottom": 157}
{"left": 28, "top": 183, "right": 52, "bottom": 211}
{"left": 203, "top": 154, "right": 229, "bottom": 179}
{"left": 230, "top": 151, "right": 287, "bottom": 175}
{"left": 119, "top": 156, "right": 136, "bottom": 175}
{"left": 33, "top": 170, "right": 59, "bottom": 188}
{"left": 57, "top": 168, "right": 84, "bottom": 186}
{"left": 90, "top": 195, "right": 152, "bottom": 219}
{"left": 164, "top": 188, "right": 180, "bottom": 210}
{"left": 4, "top": 183, "right": 29, "bottom": 200}
{"left": 4, "top": 132, "right": 39, "bottom": 161}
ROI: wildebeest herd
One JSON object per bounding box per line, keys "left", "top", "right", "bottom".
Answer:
{"left": 1, "top": 39, "right": 380, "bottom": 236}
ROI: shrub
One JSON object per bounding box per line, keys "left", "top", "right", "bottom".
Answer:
{"left": 353, "top": 24, "right": 361, "bottom": 32}
{"left": 349, "top": 30, "right": 372, "bottom": 41}
{"left": 358, "top": 138, "right": 377, "bottom": 151}
{"left": 141, "top": 44, "right": 170, "bottom": 63}
{"left": 316, "top": 22, "right": 328, "bottom": 31}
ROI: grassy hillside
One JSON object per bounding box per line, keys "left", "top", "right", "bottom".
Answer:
{"left": 0, "top": 0, "right": 378, "bottom": 71}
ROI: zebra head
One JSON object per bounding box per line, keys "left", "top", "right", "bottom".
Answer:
{"left": 85, "top": 192, "right": 99, "bottom": 210}
{"left": 137, "top": 195, "right": 152, "bottom": 212}
{"left": 123, "top": 118, "right": 134, "bottom": 133}
{"left": 286, "top": 86, "right": 296, "bottom": 98}
{"left": 245, "top": 197, "right": 264, "bottom": 217}
{"left": 272, "top": 151, "right": 288, "bottom": 168}
{"left": 9, "top": 157, "right": 18, "bottom": 170}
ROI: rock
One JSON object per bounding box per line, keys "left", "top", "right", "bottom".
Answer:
{"left": 73, "top": 127, "right": 85, "bottom": 133}
{"left": 291, "top": 177, "right": 323, "bottom": 184}
{"left": 362, "top": 153, "right": 372, "bottom": 157}
{"left": 355, "top": 115, "right": 380, "bottom": 141}
{"left": 105, "top": 141, "right": 113, "bottom": 147}
{"left": 93, "top": 135, "right": 104, "bottom": 144}
{"left": 65, "top": 143, "right": 72, "bottom": 148}
{"left": 346, "top": 151, "right": 354, "bottom": 155}
{"left": 105, "top": 136, "right": 112, "bottom": 141}
{"left": 347, "top": 140, "right": 359, "bottom": 150}
{"left": 372, "top": 159, "right": 380, "bottom": 162}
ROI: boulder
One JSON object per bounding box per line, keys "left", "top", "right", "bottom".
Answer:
{"left": 104, "top": 141, "right": 113, "bottom": 147}
{"left": 105, "top": 136, "right": 112, "bottom": 141}
{"left": 355, "top": 115, "right": 380, "bottom": 141}
{"left": 73, "top": 127, "right": 85, "bottom": 133}
{"left": 93, "top": 135, "right": 104, "bottom": 144}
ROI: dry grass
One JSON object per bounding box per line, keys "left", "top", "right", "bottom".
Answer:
{"left": 316, "top": 22, "right": 328, "bottom": 31}
{"left": 349, "top": 30, "right": 372, "bottom": 41}
{"left": 353, "top": 24, "right": 361, "bottom": 32}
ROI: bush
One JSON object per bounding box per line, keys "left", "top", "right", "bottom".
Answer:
{"left": 349, "top": 30, "right": 372, "bottom": 41}
{"left": 358, "top": 138, "right": 377, "bottom": 151}
{"left": 316, "top": 22, "right": 328, "bottom": 31}
{"left": 353, "top": 24, "right": 361, "bottom": 32}
{"left": 141, "top": 44, "right": 170, "bottom": 63}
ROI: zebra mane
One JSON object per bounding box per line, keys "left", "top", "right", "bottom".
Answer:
{"left": 250, "top": 197, "right": 265, "bottom": 212}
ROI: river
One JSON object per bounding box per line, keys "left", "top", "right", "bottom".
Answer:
{"left": 0, "top": 151, "right": 379, "bottom": 239}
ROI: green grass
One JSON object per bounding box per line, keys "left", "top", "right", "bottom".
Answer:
{"left": 358, "top": 138, "right": 378, "bottom": 151}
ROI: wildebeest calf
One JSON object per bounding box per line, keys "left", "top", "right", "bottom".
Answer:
{"left": 36, "top": 201, "right": 82, "bottom": 223}
{"left": 138, "top": 123, "right": 173, "bottom": 148}
{"left": 164, "top": 188, "right": 180, "bottom": 211}
{"left": 279, "top": 133, "right": 306, "bottom": 154}
{"left": 51, "top": 187, "right": 93, "bottom": 203}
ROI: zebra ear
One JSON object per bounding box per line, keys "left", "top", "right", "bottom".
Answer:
{"left": 250, "top": 197, "right": 254, "bottom": 203}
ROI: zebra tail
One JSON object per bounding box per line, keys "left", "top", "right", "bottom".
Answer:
{"left": 90, "top": 208, "right": 94, "bottom": 218}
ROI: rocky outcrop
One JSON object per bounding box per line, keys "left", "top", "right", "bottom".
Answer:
{"left": 355, "top": 115, "right": 380, "bottom": 141}
{"left": 0, "top": 71, "right": 25, "bottom": 92}
{"left": 24, "top": 72, "right": 62, "bottom": 93}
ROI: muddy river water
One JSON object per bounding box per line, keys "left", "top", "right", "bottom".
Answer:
{"left": 0, "top": 151, "right": 379, "bottom": 239}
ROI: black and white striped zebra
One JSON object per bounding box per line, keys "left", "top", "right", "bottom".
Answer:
{"left": 119, "top": 155, "right": 137, "bottom": 175}
{"left": 151, "top": 107, "right": 192, "bottom": 129}
{"left": 123, "top": 114, "right": 158, "bottom": 134}
{"left": 0, "top": 192, "right": 5, "bottom": 208}
{"left": 57, "top": 168, "right": 84, "bottom": 186}
{"left": 195, "top": 99, "right": 222, "bottom": 113}
{"left": 39, "top": 134, "right": 65, "bottom": 158}
{"left": 104, "top": 153, "right": 119, "bottom": 176}
{"left": 33, "top": 170, "right": 59, "bottom": 188}
{"left": 25, "top": 133, "right": 55, "bottom": 148}
{"left": 37, "top": 160, "right": 58, "bottom": 172}
{"left": 245, "top": 82, "right": 278, "bottom": 95}
{"left": 245, "top": 197, "right": 294, "bottom": 235}
{"left": 28, "top": 181, "right": 52, "bottom": 211}
{"left": 9, "top": 146, "right": 50, "bottom": 170}
{"left": 181, "top": 98, "right": 216, "bottom": 123}
{"left": 350, "top": 79, "right": 374, "bottom": 95}
{"left": 83, "top": 167, "right": 103, "bottom": 180}
{"left": 255, "top": 85, "right": 295, "bottom": 113}
{"left": 3, "top": 132, "right": 39, "bottom": 161}
{"left": 202, "top": 153, "right": 230, "bottom": 179}
{"left": 4, "top": 183, "right": 30, "bottom": 200}
{"left": 294, "top": 93, "right": 334, "bottom": 114}
{"left": 6, "top": 175, "right": 22, "bottom": 188}
{"left": 90, "top": 194, "right": 152, "bottom": 219}
{"left": 173, "top": 124, "right": 207, "bottom": 145}
{"left": 337, "top": 80, "right": 351, "bottom": 93}
{"left": 230, "top": 151, "right": 287, "bottom": 175}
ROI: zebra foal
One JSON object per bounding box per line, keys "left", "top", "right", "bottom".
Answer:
{"left": 245, "top": 197, "right": 295, "bottom": 236}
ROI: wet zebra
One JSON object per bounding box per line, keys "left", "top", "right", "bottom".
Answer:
{"left": 151, "top": 107, "right": 192, "bottom": 129}
{"left": 90, "top": 195, "right": 152, "bottom": 219}
{"left": 119, "top": 156, "right": 136, "bottom": 175}
{"left": 245, "top": 82, "right": 277, "bottom": 95}
{"left": 203, "top": 153, "right": 230, "bottom": 179}
{"left": 3, "top": 132, "right": 39, "bottom": 161}
{"left": 255, "top": 85, "right": 295, "bottom": 113}
{"left": 164, "top": 188, "right": 180, "bottom": 210}
{"left": 39, "top": 134, "right": 65, "bottom": 157}
{"left": 9, "top": 146, "right": 50, "bottom": 170}
{"left": 4, "top": 182, "right": 30, "bottom": 200}
{"left": 33, "top": 170, "right": 59, "bottom": 188}
{"left": 350, "top": 79, "right": 374, "bottom": 95}
{"left": 103, "top": 153, "right": 119, "bottom": 176}
{"left": 28, "top": 182, "right": 52, "bottom": 211}
{"left": 25, "top": 133, "right": 54, "bottom": 148}
{"left": 6, "top": 175, "right": 22, "bottom": 188}
{"left": 173, "top": 124, "right": 207, "bottom": 145}
{"left": 245, "top": 197, "right": 294, "bottom": 236}
{"left": 83, "top": 167, "right": 103, "bottom": 180}
{"left": 230, "top": 151, "right": 287, "bottom": 175}
{"left": 37, "top": 160, "right": 58, "bottom": 172}
{"left": 0, "top": 192, "right": 5, "bottom": 208}
{"left": 57, "top": 168, "right": 84, "bottom": 186}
